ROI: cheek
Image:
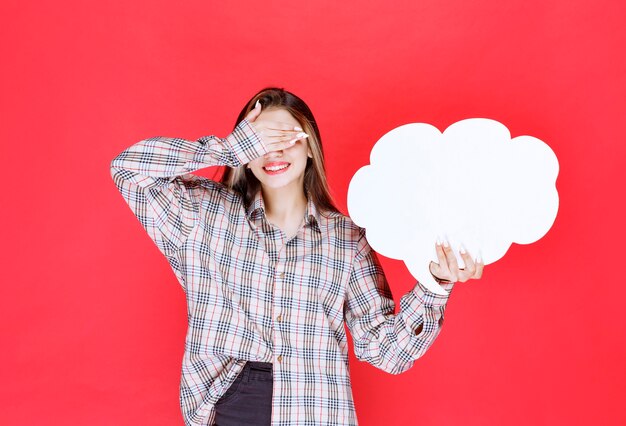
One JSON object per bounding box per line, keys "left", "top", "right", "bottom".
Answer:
{"left": 246, "top": 161, "right": 264, "bottom": 181}
{"left": 248, "top": 158, "right": 262, "bottom": 171}
{"left": 248, "top": 163, "right": 264, "bottom": 178}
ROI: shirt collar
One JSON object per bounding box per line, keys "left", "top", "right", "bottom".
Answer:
{"left": 247, "top": 190, "right": 266, "bottom": 221}
{"left": 246, "top": 190, "right": 321, "bottom": 230}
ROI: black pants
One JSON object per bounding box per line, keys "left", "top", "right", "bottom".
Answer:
{"left": 214, "top": 362, "right": 273, "bottom": 426}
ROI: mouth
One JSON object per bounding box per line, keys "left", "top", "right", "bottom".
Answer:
{"left": 262, "top": 162, "right": 291, "bottom": 175}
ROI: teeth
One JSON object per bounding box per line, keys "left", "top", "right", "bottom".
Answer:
{"left": 265, "top": 164, "right": 289, "bottom": 172}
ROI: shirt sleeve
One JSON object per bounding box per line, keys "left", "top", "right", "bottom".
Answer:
{"left": 344, "top": 228, "right": 455, "bottom": 375}
{"left": 110, "top": 119, "right": 266, "bottom": 259}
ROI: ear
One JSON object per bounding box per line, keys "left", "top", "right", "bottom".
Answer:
{"left": 307, "top": 147, "right": 313, "bottom": 158}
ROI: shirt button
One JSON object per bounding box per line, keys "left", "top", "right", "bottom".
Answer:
{"left": 277, "top": 355, "right": 283, "bottom": 363}
{"left": 276, "top": 314, "right": 282, "bottom": 322}
{"left": 279, "top": 272, "right": 285, "bottom": 279}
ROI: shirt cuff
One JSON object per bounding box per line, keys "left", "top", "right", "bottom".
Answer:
{"left": 223, "top": 119, "right": 268, "bottom": 165}
{"left": 413, "top": 280, "right": 454, "bottom": 308}
{"left": 400, "top": 281, "right": 454, "bottom": 334}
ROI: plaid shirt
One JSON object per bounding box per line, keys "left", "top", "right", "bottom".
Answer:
{"left": 110, "top": 119, "right": 454, "bottom": 426}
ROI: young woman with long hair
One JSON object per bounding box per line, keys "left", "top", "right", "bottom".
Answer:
{"left": 110, "top": 87, "right": 483, "bottom": 426}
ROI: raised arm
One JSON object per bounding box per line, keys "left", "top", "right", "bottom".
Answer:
{"left": 110, "top": 102, "right": 308, "bottom": 262}
{"left": 110, "top": 118, "right": 266, "bottom": 259}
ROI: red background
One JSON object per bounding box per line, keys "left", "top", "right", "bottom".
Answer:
{"left": 2, "top": 0, "right": 625, "bottom": 424}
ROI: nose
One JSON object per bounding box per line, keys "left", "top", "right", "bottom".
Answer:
{"left": 264, "top": 150, "right": 283, "bottom": 159}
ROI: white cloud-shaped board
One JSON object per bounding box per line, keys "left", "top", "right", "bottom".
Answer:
{"left": 347, "top": 118, "right": 559, "bottom": 295}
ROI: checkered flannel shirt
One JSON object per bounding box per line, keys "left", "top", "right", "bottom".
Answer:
{"left": 110, "top": 119, "right": 454, "bottom": 426}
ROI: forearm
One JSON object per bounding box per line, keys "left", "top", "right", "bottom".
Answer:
{"left": 110, "top": 119, "right": 265, "bottom": 189}
{"left": 351, "top": 281, "right": 453, "bottom": 375}
{"left": 109, "top": 119, "right": 266, "bottom": 255}
{"left": 345, "top": 231, "right": 455, "bottom": 375}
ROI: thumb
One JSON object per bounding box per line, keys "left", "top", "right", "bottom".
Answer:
{"left": 245, "top": 100, "right": 262, "bottom": 123}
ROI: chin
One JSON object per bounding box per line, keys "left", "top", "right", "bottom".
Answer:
{"left": 259, "top": 179, "right": 297, "bottom": 191}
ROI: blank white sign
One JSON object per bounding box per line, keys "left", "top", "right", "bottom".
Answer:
{"left": 347, "top": 118, "right": 559, "bottom": 295}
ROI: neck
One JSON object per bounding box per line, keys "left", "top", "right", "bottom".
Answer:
{"left": 262, "top": 184, "right": 307, "bottom": 224}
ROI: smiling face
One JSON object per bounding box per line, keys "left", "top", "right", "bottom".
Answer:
{"left": 247, "top": 108, "right": 312, "bottom": 193}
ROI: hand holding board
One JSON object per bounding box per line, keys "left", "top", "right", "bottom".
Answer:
{"left": 347, "top": 118, "right": 559, "bottom": 295}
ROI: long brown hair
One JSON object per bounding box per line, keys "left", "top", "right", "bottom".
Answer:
{"left": 221, "top": 88, "right": 339, "bottom": 214}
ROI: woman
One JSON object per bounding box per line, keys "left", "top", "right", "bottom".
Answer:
{"left": 110, "top": 87, "right": 483, "bottom": 426}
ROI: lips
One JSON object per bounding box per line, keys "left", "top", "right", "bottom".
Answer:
{"left": 263, "top": 162, "right": 291, "bottom": 175}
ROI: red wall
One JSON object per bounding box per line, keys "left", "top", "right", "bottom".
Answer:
{"left": 2, "top": 0, "right": 625, "bottom": 424}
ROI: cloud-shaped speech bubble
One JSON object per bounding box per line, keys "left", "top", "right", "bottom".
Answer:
{"left": 347, "top": 118, "right": 559, "bottom": 295}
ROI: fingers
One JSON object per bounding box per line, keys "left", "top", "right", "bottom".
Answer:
{"left": 253, "top": 120, "right": 308, "bottom": 151}
{"left": 458, "top": 248, "right": 484, "bottom": 280}
{"left": 266, "top": 122, "right": 303, "bottom": 132}
{"left": 265, "top": 130, "right": 306, "bottom": 142}
{"left": 430, "top": 242, "right": 452, "bottom": 282}
{"left": 244, "top": 101, "right": 309, "bottom": 148}
{"left": 434, "top": 242, "right": 448, "bottom": 274}
{"left": 245, "top": 100, "right": 262, "bottom": 123}
{"left": 256, "top": 118, "right": 303, "bottom": 136}
{"left": 431, "top": 241, "right": 485, "bottom": 284}
{"left": 457, "top": 247, "right": 476, "bottom": 282}
{"left": 474, "top": 256, "right": 484, "bottom": 279}
{"left": 429, "top": 261, "right": 443, "bottom": 280}
{"left": 264, "top": 134, "right": 307, "bottom": 152}
{"left": 263, "top": 129, "right": 309, "bottom": 154}
{"left": 441, "top": 241, "right": 460, "bottom": 282}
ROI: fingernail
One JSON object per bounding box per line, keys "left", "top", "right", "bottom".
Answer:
{"left": 289, "top": 139, "right": 297, "bottom": 145}
{"left": 296, "top": 132, "right": 309, "bottom": 139}
{"left": 255, "top": 100, "right": 261, "bottom": 109}
{"left": 477, "top": 255, "right": 483, "bottom": 263}
{"left": 435, "top": 237, "right": 441, "bottom": 245}
{"left": 294, "top": 126, "right": 303, "bottom": 131}
{"left": 443, "top": 240, "right": 450, "bottom": 248}
{"left": 459, "top": 245, "right": 466, "bottom": 254}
